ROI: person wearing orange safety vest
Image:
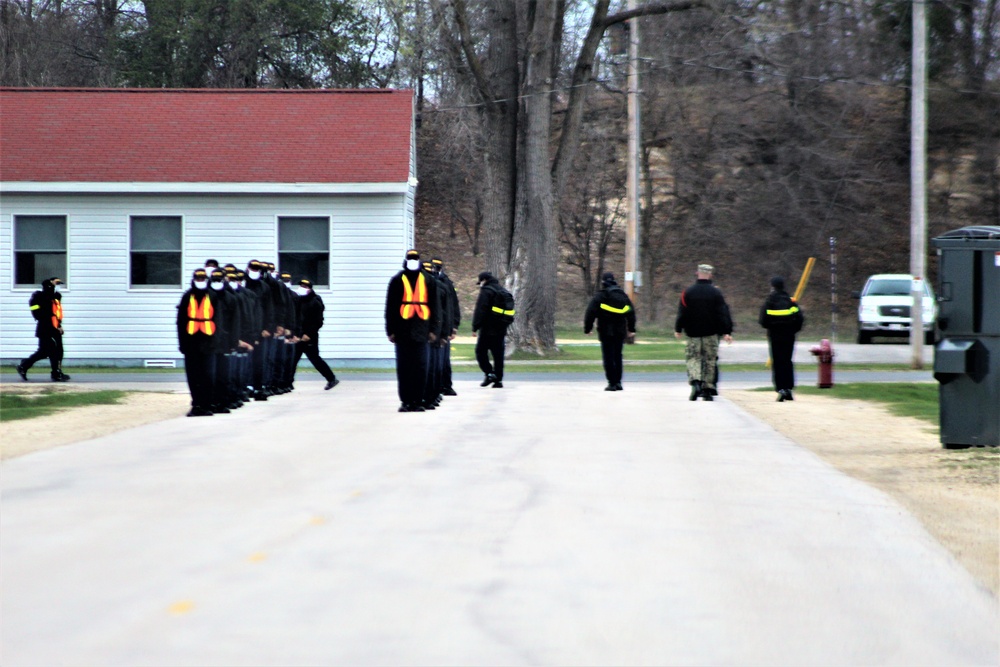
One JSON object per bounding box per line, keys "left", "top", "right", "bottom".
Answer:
{"left": 177, "top": 268, "right": 221, "bottom": 416}
{"left": 17, "top": 277, "right": 70, "bottom": 382}
{"left": 385, "top": 249, "right": 443, "bottom": 412}
{"left": 759, "top": 275, "right": 805, "bottom": 402}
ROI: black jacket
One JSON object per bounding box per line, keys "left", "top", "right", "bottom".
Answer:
{"left": 674, "top": 279, "right": 733, "bottom": 337}
{"left": 437, "top": 271, "right": 461, "bottom": 333}
{"left": 385, "top": 269, "right": 443, "bottom": 343}
{"left": 211, "top": 286, "right": 241, "bottom": 352}
{"left": 29, "top": 281, "right": 62, "bottom": 337}
{"left": 759, "top": 289, "right": 804, "bottom": 335}
{"left": 244, "top": 277, "right": 274, "bottom": 332}
{"left": 177, "top": 284, "right": 221, "bottom": 355}
{"left": 584, "top": 283, "right": 637, "bottom": 339}
{"left": 471, "top": 277, "right": 510, "bottom": 337}
{"left": 297, "top": 291, "right": 326, "bottom": 338}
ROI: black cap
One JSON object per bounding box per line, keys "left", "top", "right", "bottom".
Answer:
{"left": 193, "top": 269, "right": 208, "bottom": 280}
{"left": 280, "top": 272, "right": 291, "bottom": 280}
{"left": 210, "top": 269, "right": 225, "bottom": 281}
{"left": 205, "top": 259, "right": 219, "bottom": 267}
{"left": 477, "top": 271, "right": 494, "bottom": 283}
{"left": 299, "top": 279, "right": 313, "bottom": 289}
{"left": 431, "top": 258, "right": 443, "bottom": 267}
{"left": 248, "top": 260, "right": 262, "bottom": 270}
{"left": 771, "top": 276, "right": 785, "bottom": 290}
{"left": 406, "top": 249, "right": 420, "bottom": 260}
{"left": 602, "top": 272, "right": 616, "bottom": 286}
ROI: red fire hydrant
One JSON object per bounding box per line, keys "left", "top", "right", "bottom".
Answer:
{"left": 810, "top": 338, "right": 835, "bottom": 388}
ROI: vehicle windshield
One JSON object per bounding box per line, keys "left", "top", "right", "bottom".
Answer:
{"left": 865, "top": 278, "right": 931, "bottom": 296}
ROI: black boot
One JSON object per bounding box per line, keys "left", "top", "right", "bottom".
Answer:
{"left": 480, "top": 373, "right": 496, "bottom": 387}
{"left": 689, "top": 380, "right": 703, "bottom": 401}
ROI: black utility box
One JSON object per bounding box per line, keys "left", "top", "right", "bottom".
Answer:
{"left": 932, "top": 226, "right": 1000, "bottom": 448}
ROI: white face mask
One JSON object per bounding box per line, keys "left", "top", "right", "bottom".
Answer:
{"left": 210, "top": 281, "right": 224, "bottom": 291}
{"left": 228, "top": 281, "right": 240, "bottom": 290}
{"left": 248, "top": 270, "right": 261, "bottom": 280}
{"left": 53, "top": 285, "right": 63, "bottom": 293}
{"left": 193, "top": 280, "right": 208, "bottom": 290}
{"left": 296, "top": 286, "right": 310, "bottom": 296}
{"left": 405, "top": 259, "right": 421, "bottom": 271}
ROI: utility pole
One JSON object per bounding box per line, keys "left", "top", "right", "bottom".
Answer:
{"left": 624, "top": 0, "right": 640, "bottom": 300}
{"left": 910, "top": 0, "right": 928, "bottom": 369}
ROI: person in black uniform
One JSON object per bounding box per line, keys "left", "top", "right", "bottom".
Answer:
{"left": 292, "top": 279, "right": 339, "bottom": 391}
{"left": 584, "top": 272, "right": 637, "bottom": 391}
{"left": 208, "top": 268, "right": 239, "bottom": 413}
{"left": 674, "top": 263, "right": 734, "bottom": 401}
{"left": 244, "top": 260, "right": 273, "bottom": 401}
{"left": 471, "top": 271, "right": 511, "bottom": 389}
{"left": 276, "top": 271, "right": 299, "bottom": 392}
{"left": 431, "top": 257, "right": 461, "bottom": 396}
{"left": 759, "top": 275, "right": 805, "bottom": 402}
{"left": 17, "top": 277, "right": 70, "bottom": 382}
{"left": 385, "top": 250, "right": 442, "bottom": 412}
{"left": 177, "top": 269, "right": 221, "bottom": 417}
{"left": 230, "top": 269, "right": 258, "bottom": 403}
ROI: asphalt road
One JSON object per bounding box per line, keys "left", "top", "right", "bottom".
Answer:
{"left": 1, "top": 374, "right": 996, "bottom": 666}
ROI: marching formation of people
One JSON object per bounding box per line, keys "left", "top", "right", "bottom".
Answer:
{"left": 177, "top": 259, "right": 337, "bottom": 417}
{"left": 15, "top": 256, "right": 803, "bottom": 410}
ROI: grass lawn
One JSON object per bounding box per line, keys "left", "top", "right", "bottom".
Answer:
{"left": 0, "top": 389, "right": 129, "bottom": 422}
{"left": 793, "top": 383, "right": 939, "bottom": 425}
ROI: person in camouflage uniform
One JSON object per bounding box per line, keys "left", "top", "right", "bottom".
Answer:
{"left": 674, "top": 264, "right": 734, "bottom": 401}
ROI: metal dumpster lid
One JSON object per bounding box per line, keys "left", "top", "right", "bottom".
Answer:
{"left": 933, "top": 226, "right": 1000, "bottom": 240}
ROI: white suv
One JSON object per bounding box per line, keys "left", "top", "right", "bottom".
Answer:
{"left": 854, "top": 274, "right": 936, "bottom": 344}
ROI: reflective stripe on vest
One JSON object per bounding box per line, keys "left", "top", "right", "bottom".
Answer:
{"left": 400, "top": 273, "right": 430, "bottom": 320}
{"left": 187, "top": 295, "right": 216, "bottom": 335}
{"left": 51, "top": 300, "right": 63, "bottom": 328}
{"left": 766, "top": 306, "right": 800, "bottom": 317}
{"left": 600, "top": 302, "right": 631, "bottom": 314}
{"left": 491, "top": 306, "right": 515, "bottom": 316}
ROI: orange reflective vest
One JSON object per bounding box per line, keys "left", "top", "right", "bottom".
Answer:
{"left": 187, "top": 295, "right": 216, "bottom": 335}
{"left": 400, "top": 273, "right": 430, "bottom": 320}
{"left": 51, "top": 300, "right": 63, "bottom": 329}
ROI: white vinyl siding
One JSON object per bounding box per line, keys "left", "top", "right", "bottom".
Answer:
{"left": 1, "top": 192, "right": 413, "bottom": 363}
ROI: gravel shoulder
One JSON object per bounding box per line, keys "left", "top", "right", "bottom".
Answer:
{"left": 2, "top": 383, "right": 996, "bottom": 597}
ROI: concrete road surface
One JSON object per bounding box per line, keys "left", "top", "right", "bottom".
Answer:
{"left": 2, "top": 379, "right": 996, "bottom": 666}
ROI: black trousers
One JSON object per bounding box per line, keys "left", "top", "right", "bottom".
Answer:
{"left": 768, "top": 331, "right": 797, "bottom": 391}
{"left": 21, "top": 332, "right": 64, "bottom": 375}
{"left": 394, "top": 338, "right": 429, "bottom": 406}
{"left": 184, "top": 350, "right": 214, "bottom": 410}
{"left": 600, "top": 334, "right": 626, "bottom": 385}
{"left": 475, "top": 333, "right": 505, "bottom": 380}
{"left": 425, "top": 344, "right": 441, "bottom": 402}
{"left": 294, "top": 337, "right": 335, "bottom": 383}
{"left": 212, "top": 353, "right": 231, "bottom": 407}
{"left": 441, "top": 339, "right": 454, "bottom": 390}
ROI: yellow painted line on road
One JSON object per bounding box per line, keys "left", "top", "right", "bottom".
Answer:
{"left": 168, "top": 600, "right": 194, "bottom": 615}
{"left": 247, "top": 552, "right": 268, "bottom": 563}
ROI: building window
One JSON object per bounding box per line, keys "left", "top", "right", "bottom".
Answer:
{"left": 279, "top": 217, "right": 329, "bottom": 286}
{"left": 14, "top": 215, "right": 67, "bottom": 287}
{"left": 130, "top": 216, "right": 182, "bottom": 287}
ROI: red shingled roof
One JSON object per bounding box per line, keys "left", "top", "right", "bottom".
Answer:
{"left": 0, "top": 88, "right": 413, "bottom": 184}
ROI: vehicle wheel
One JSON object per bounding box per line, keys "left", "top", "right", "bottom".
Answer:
{"left": 925, "top": 331, "right": 935, "bottom": 345}
{"left": 857, "top": 330, "right": 871, "bottom": 344}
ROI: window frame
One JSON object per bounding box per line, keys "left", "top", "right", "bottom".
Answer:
{"left": 128, "top": 214, "right": 184, "bottom": 289}
{"left": 12, "top": 214, "right": 69, "bottom": 290}
{"left": 277, "top": 215, "right": 331, "bottom": 288}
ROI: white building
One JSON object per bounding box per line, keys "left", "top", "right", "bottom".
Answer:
{"left": 1, "top": 87, "right": 416, "bottom": 366}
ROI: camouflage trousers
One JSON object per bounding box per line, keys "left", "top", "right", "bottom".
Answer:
{"left": 685, "top": 335, "right": 720, "bottom": 389}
